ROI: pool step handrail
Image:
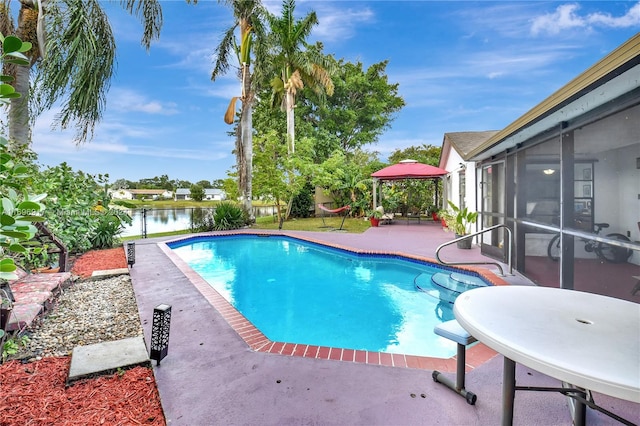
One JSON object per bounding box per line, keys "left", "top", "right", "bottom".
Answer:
{"left": 435, "top": 224, "right": 513, "bottom": 276}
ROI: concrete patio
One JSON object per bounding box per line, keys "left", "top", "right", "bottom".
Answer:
{"left": 127, "top": 221, "right": 639, "bottom": 425}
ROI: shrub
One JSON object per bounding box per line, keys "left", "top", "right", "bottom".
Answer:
{"left": 213, "top": 202, "right": 248, "bottom": 231}
{"left": 290, "top": 183, "right": 313, "bottom": 218}
{"left": 90, "top": 213, "right": 124, "bottom": 249}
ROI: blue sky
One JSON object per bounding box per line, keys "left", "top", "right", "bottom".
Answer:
{"left": 30, "top": 1, "right": 640, "bottom": 184}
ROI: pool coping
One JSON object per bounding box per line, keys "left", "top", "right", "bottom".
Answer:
{"left": 158, "top": 231, "right": 506, "bottom": 373}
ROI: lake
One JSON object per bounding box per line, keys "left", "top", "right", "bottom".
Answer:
{"left": 119, "top": 206, "right": 281, "bottom": 237}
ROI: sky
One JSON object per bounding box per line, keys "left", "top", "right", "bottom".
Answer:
{"left": 28, "top": 1, "right": 640, "bottom": 184}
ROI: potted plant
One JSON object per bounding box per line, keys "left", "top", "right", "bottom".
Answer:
{"left": 447, "top": 201, "right": 478, "bottom": 249}
{"left": 368, "top": 209, "right": 383, "bottom": 227}
{"left": 427, "top": 205, "right": 439, "bottom": 221}
{"left": 438, "top": 209, "right": 452, "bottom": 229}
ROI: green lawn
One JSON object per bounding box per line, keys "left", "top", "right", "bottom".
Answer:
{"left": 252, "top": 216, "right": 370, "bottom": 233}
{"left": 119, "top": 215, "right": 371, "bottom": 240}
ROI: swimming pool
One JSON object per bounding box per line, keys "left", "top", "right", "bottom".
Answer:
{"left": 169, "top": 234, "right": 488, "bottom": 359}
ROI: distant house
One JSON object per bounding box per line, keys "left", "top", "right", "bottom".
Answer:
{"left": 109, "top": 189, "right": 134, "bottom": 200}
{"left": 174, "top": 188, "right": 225, "bottom": 201}
{"left": 110, "top": 189, "right": 173, "bottom": 200}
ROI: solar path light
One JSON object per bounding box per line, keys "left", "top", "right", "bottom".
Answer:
{"left": 150, "top": 304, "right": 171, "bottom": 365}
{"left": 126, "top": 241, "right": 135, "bottom": 267}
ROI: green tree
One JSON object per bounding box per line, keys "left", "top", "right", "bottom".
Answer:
{"left": 388, "top": 144, "right": 441, "bottom": 166}
{"left": 195, "top": 180, "right": 211, "bottom": 189}
{"left": 266, "top": 0, "right": 335, "bottom": 155}
{"left": 252, "top": 129, "right": 314, "bottom": 223}
{"left": 0, "top": 0, "right": 167, "bottom": 148}
{"left": 211, "top": 179, "right": 226, "bottom": 189}
{"left": 213, "top": 0, "right": 268, "bottom": 221}
{"left": 111, "top": 178, "right": 129, "bottom": 190}
{"left": 298, "top": 59, "right": 405, "bottom": 160}
{"left": 32, "top": 163, "right": 109, "bottom": 253}
{"left": 312, "top": 150, "right": 377, "bottom": 216}
{"left": 190, "top": 184, "right": 205, "bottom": 202}
{"left": 221, "top": 177, "right": 239, "bottom": 201}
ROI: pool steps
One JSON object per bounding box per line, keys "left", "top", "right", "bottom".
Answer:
{"left": 415, "top": 272, "right": 487, "bottom": 304}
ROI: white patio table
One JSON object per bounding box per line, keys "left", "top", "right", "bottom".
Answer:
{"left": 453, "top": 285, "right": 640, "bottom": 426}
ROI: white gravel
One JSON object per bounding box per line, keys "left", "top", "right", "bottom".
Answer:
{"left": 12, "top": 274, "right": 143, "bottom": 361}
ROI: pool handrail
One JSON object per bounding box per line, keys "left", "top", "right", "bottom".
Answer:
{"left": 435, "top": 224, "right": 513, "bottom": 276}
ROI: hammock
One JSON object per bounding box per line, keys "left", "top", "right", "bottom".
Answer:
{"left": 318, "top": 204, "right": 351, "bottom": 230}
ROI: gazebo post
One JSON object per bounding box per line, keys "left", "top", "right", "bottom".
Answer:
{"left": 373, "top": 178, "right": 378, "bottom": 209}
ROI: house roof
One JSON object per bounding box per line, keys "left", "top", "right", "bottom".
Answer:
{"left": 443, "top": 131, "right": 499, "bottom": 159}
{"left": 467, "top": 33, "right": 640, "bottom": 161}
{"left": 128, "top": 189, "right": 169, "bottom": 195}
{"left": 175, "top": 188, "right": 223, "bottom": 195}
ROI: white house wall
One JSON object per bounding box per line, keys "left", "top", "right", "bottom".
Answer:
{"left": 442, "top": 147, "right": 478, "bottom": 214}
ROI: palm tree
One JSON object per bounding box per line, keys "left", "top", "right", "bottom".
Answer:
{"left": 213, "top": 0, "right": 268, "bottom": 220}
{"left": 266, "top": 0, "right": 335, "bottom": 155}
{"left": 0, "top": 0, "right": 165, "bottom": 148}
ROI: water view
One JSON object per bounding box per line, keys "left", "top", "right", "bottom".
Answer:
{"left": 119, "top": 206, "right": 280, "bottom": 237}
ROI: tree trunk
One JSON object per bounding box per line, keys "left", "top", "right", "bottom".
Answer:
{"left": 9, "top": 0, "right": 40, "bottom": 148}
{"left": 239, "top": 63, "right": 254, "bottom": 222}
{"left": 285, "top": 90, "right": 295, "bottom": 154}
{"left": 8, "top": 63, "right": 31, "bottom": 147}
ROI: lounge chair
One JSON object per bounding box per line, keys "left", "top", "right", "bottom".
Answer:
{"left": 375, "top": 206, "right": 394, "bottom": 224}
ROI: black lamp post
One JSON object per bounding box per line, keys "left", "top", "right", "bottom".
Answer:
{"left": 150, "top": 304, "right": 171, "bottom": 365}
{"left": 126, "top": 241, "right": 135, "bottom": 267}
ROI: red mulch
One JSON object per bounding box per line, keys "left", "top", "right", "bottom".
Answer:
{"left": 0, "top": 358, "right": 164, "bottom": 425}
{"left": 0, "top": 248, "right": 166, "bottom": 426}
{"left": 71, "top": 247, "right": 128, "bottom": 279}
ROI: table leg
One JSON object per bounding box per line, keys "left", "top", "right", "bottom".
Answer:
{"left": 564, "top": 383, "right": 587, "bottom": 426}
{"left": 502, "top": 357, "right": 516, "bottom": 426}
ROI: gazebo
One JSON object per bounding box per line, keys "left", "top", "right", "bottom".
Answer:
{"left": 371, "top": 159, "right": 448, "bottom": 210}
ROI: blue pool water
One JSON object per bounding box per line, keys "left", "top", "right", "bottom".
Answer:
{"left": 169, "top": 235, "right": 487, "bottom": 358}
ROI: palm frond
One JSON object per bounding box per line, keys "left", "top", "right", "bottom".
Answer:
{"left": 33, "top": 0, "right": 115, "bottom": 144}
{"left": 119, "top": 0, "right": 163, "bottom": 50}
{"left": 212, "top": 25, "right": 238, "bottom": 81}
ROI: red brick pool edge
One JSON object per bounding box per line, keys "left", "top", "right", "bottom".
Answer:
{"left": 158, "top": 233, "right": 500, "bottom": 374}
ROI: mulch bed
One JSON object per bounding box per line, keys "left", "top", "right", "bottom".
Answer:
{"left": 70, "top": 247, "right": 128, "bottom": 279}
{"left": 0, "top": 357, "right": 164, "bottom": 425}
{"left": 0, "top": 247, "right": 166, "bottom": 425}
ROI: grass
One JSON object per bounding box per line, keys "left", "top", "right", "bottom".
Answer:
{"left": 119, "top": 229, "right": 193, "bottom": 241}
{"left": 118, "top": 216, "right": 371, "bottom": 240}
{"left": 252, "top": 216, "right": 370, "bottom": 233}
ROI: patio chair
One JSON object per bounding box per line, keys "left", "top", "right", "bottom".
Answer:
{"left": 432, "top": 319, "right": 478, "bottom": 405}
{"left": 375, "top": 206, "right": 394, "bottom": 225}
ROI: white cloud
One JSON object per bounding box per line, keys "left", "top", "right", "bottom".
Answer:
{"left": 261, "top": 1, "right": 375, "bottom": 43}
{"left": 531, "top": 2, "right": 640, "bottom": 35}
{"left": 108, "top": 88, "right": 179, "bottom": 115}
{"left": 312, "top": 6, "right": 375, "bottom": 42}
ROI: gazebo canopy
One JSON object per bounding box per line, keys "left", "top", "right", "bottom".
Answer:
{"left": 371, "top": 160, "right": 448, "bottom": 210}
{"left": 371, "top": 159, "right": 447, "bottom": 180}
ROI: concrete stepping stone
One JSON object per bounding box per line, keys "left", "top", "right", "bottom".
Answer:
{"left": 68, "top": 335, "right": 149, "bottom": 384}
{"left": 90, "top": 268, "right": 130, "bottom": 279}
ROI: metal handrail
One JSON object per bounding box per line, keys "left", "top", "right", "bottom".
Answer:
{"left": 435, "top": 224, "right": 513, "bottom": 276}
